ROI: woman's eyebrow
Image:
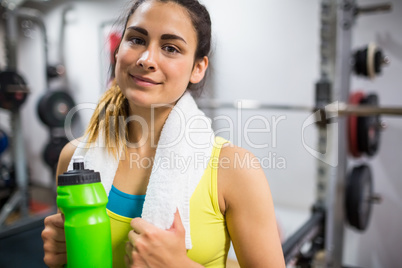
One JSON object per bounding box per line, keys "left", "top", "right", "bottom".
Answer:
{"left": 127, "top": 26, "right": 187, "bottom": 44}
{"left": 127, "top": 26, "right": 148, "bottom": 35}
{"left": 161, "top": 34, "right": 187, "bottom": 44}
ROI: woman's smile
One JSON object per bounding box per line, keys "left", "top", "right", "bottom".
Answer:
{"left": 130, "top": 74, "right": 162, "bottom": 87}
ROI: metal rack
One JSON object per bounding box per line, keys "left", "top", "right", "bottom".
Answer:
{"left": 197, "top": 1, "right": 395, "bottom": 267}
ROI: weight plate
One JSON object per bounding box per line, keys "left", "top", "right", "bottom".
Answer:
{"left": 348, "top": 92, "right": 365, "bottom": 158}
{"left": 345, "top": 164, "right": 373, "bottom": 231}
{"left": 0, "top": 129, "right": 8, "bottom": 155}
{"left": 353, "top": 48, "right": 368, "bottom": 77}
{"left": 43, "top": 136, "right": 69, "bottom": 170}
{"left": 0, "top": 70, "right": 29, "bottom": 111}
{"left": 374, "top": 50, "right": 383, "bottom": 74}
{"left": 37, "top": 91, "right": 75, "bottom": 128}
{"left": 358, "top": 93, "right": 381, "bottom": 157}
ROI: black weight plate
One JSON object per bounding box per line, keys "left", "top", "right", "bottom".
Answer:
{"left": 354, "top": 48, "right": 368, "bottom": 77}
{"left": 374, "top": 50, "right": 383, "bottom": 74}
{"left": 0, "top": 70, "right": 29, "bottom": 111}
{"left": 345, "top": 164, "right": 373, "bottom": 231}
{"left": 42, "top": 136, "right": 69, "bottom": 171}
{"left": 37, "top": 91, "right": 75, "bottom": 128}
{"left": 357, "top": 94, "right": 381, "bottom": 156}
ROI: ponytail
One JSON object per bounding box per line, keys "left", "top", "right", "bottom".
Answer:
{"left": 85, "top": 80, "right": 128, "bottom": 158}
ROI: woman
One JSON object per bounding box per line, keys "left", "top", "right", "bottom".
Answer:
{"left": 42, "top": 0, "right": 285, "bottom": 267}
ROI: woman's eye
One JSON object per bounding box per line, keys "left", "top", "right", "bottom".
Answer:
{"left": 130, "top": 38, "right": 145, "bottom": 45}
{"left": 163, "top": 46, "right": 179, "bottom": 54}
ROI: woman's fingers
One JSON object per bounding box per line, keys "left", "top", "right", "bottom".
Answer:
{"left": 44, "top": 213, "right": 65, "bottom": 228}
{"left": 132, "top": 251, "right": 149, "bottom": 268}
{"left": 43, "top": 240, "right": 67, "bottom": 254}
{"left": 42, "top": 223, "right": 65, "bottom": 243}
{"left": 42, "top": 213, "right": 67, "bottom": 267}
{"left": 128, "top": 229, "right": 141, "bottom": 249}
{"left": 125, "top": 240, "right": 149, "bottom": 268}
{"left": 130, "top": 217, "right": 153, "bottom": 235}
{"left": 43, "top": 252, "right": 67, "bottom": 268}
{"left": 125, "top": 241, "right": 134, "bottom": 266}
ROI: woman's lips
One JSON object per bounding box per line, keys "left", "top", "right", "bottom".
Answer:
{"left": 131, "top": 75, "right": 161, "bottom": 87}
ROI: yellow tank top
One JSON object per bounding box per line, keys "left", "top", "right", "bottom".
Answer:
{"left": 107, "top": 136, "right": 230, "bottom": 267}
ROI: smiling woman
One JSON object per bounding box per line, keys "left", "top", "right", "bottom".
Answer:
{"left": 41, "top": 0, "right": 285, "bottom": 267}
{"left": 115, "top": 1, "right": 207, "bottom": 109}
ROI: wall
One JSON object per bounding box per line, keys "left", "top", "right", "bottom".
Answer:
{"left": 0, "top": 0, "right": 401, "bottom": 267}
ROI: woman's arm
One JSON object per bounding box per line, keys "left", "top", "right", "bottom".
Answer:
{"left": 218, "top": 145, "right": 285, "bottom": 268}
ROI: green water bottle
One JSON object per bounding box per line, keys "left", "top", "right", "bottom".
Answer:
{"left": 57, "top": 156, "right": 112, "bottom": 268}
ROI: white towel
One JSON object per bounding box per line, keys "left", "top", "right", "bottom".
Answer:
{"left": 67, "top": 91, "right": 215, "bottom": 249}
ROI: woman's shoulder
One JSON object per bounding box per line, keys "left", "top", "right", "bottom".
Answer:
{"left": 218, "top": 142, "right": 269, "bottom": 205}
{"left": 218, "top": 142, "right": 262, "bottom": 173}
{"left": 55, "top": 136, "right": 84, "bottom": 179}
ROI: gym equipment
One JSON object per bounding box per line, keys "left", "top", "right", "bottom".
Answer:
{"left": 0, "top": 129, "right": 9, "bottom": 155}
{"left": 274, "top": 1, "right": 393, "bottom": 266}
{"left": 345, "top": 164, "right": 381, "bottom": 231}
{"left": 46, "top": 64, "right": 65, "bottom": 79}
{"left": 57, "top": 157, "right": 112, "bottom": 268}
{"left": 282, "top": 205, "right": 325, "bottom": 264}
{"left": 0, "top": 70, "right": 29, "bottom": 111}
{"left": 348, "top": 92, "right": 365, "bottom": 158}
{"left": 347, "top": 92, "right": 383, "bottom": 158}
{"left": 353, "top": 43, "right": 389, "bottom": 79}
{"left": 196, "top": 98, "right": 402, "bottom": 117}
{"left": 0, "top": 4, "right": 56, "bottom": 227}
{"left": 42, "top": 136, "right": 69, "bottom": 173}
{"left": 357, "top": 93, "right": 382, "bottom": 157}
{"left": 0, "top": 5, "right": 30, "bottom": 226}
{"left": 37, "top": 90, "right": 75, "bottom": 128}
{"left": 283, "top": 1, "right": 391, "bottom": 264}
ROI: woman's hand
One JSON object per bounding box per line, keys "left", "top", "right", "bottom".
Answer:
{"left": 125, "top": 209, "right": 201, "bottom": 268}
{"left": 41, "top": 213, "right": 67, "bottom": 268}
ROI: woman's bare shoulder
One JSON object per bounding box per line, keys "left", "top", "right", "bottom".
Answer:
{"left": 55, "top": 136, "right": 84, "bottom": 180}
{"left": 219, "top": 143, "right": 264, "bottom": 179}
{"left": 218, "top": 143, "right": 269, "bottom": 208}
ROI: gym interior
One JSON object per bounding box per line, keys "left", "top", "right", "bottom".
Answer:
{"left": 0, "top": 0, "right": 401, "bottom": 267}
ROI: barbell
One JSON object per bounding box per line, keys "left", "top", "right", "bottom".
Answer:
{"left": 196, "top": 99, "right": 402, "bottom": 117}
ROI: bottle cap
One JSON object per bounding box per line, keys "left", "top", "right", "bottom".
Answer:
{"left": 73, "top": 156, "right": 84, "bottom": 164}
{"left": 58, "top": 158, "right": 101, "bottom": 186}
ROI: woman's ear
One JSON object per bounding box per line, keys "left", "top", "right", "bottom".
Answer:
{"left": 190, "top": 56, "right": 209, "bottom": 84}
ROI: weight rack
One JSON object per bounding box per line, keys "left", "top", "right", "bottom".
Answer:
{"left": 197, "top": 1, "right": 396, "bottom": 267}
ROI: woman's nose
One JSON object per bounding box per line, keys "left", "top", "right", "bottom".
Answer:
{"left": 137, "top": 49, "right": 157, "bottom": 71}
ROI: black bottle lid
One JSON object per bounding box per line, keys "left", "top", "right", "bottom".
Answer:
{"left": 58, "top": 156, "right": 101, "bottom": 186}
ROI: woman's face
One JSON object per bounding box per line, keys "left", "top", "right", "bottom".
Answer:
{"left": 115, "top": 0, "right": 207, "bottom": 109}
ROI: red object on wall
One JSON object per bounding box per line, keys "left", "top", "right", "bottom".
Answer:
{"left": 108, "top": 32, "right": 121, "bottom": 65}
